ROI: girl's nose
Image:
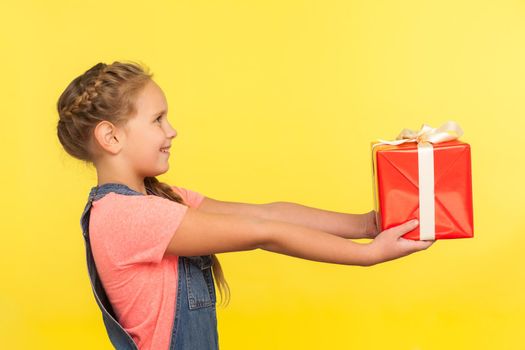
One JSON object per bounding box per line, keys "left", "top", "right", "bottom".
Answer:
{"left": 166, "top": 124, "right": 177, "bottom": 138}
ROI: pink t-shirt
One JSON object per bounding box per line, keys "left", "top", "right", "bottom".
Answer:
{"left": 88, "top": 185, "right": 205, "bottom": 350}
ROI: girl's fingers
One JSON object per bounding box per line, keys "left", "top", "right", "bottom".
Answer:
{"left": 391, "top": 219, "right": 419, "bottom": 237}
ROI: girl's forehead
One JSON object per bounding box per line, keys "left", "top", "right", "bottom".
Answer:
{"left": 135, "top": 82, "right": 168, "bottom": 114}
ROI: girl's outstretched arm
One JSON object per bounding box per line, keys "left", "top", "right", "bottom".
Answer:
{"left": 198, "top": 197, "right": 376, "bottom": 240}
{"left": 259, "top": 218, "right": 433, "bottom": 266}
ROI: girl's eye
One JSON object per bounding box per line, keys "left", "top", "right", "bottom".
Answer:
{"left": 155, "top": 115, "right": 162, "bottom": 123}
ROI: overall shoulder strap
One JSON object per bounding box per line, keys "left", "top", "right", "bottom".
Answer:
{"left": 79, "top": 183, "right": 145, "bottom": 350}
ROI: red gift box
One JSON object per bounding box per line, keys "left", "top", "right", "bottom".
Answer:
{"left": 371, "top": 122, "right": 474, "bottom": 240}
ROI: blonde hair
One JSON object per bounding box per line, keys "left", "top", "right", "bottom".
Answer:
{"left": 56, "top": 60, "right": 230, "bottom": 307}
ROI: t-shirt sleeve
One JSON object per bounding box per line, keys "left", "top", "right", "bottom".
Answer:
{"left": 94, "top": 194, "right": 189, "bottom": 267}
{"left": 171, "top": 185, "right": 205, "bottom": 209}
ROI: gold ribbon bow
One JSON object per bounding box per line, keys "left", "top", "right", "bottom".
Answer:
{"left": 377, "top": 120, "right": 464, "bottom": 146}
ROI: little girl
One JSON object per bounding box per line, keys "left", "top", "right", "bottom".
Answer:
{"left": 56, "top": 61, "right": 434, "bottom": 350}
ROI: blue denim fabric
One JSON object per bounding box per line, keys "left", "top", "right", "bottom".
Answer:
{"left": 80, "top": 183, "right": 219, "bottom": 350}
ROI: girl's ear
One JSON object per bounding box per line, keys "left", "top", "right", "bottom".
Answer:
{"left": 93, "top": 120, "right": 123, "bottom": 155}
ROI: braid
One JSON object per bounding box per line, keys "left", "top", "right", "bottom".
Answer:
{"left": 63, "top": 65, "right": 107, "bottom": 119}
{"left": 144, "top": 176, "right": 185, "bottom": 204}
{"left": 56, "top": 61, "right": 149, "bottom": 161}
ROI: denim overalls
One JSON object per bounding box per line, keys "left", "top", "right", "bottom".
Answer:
{"left": 79, "top": 183, "right": 219, "bottom": 350}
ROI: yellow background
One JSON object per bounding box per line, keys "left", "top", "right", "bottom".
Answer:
{"left": 1, "top": 1, "right": 524, "bottom": 349}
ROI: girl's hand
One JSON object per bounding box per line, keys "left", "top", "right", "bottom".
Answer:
{"left": 366, "top": 219, "right": 434, "bottom": 266}
{"left": 362, "top": 210, "right": 380, "bottom": 239}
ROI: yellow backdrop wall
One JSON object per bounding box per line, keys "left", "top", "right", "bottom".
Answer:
{"left": 1, "top": 1, "right": 523, "bottom": 349}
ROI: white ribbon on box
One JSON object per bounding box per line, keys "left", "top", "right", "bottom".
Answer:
{"left": 372, "top": 121, "right": 464, "bottom": 240}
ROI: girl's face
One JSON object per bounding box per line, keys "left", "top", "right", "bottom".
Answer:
{"left": 121, "top": 80, "right": 177, "bottom": 177}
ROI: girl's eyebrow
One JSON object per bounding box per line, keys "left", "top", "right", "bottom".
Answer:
{"left": 151, "top": 109, "right": 167, "bottom": 117}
